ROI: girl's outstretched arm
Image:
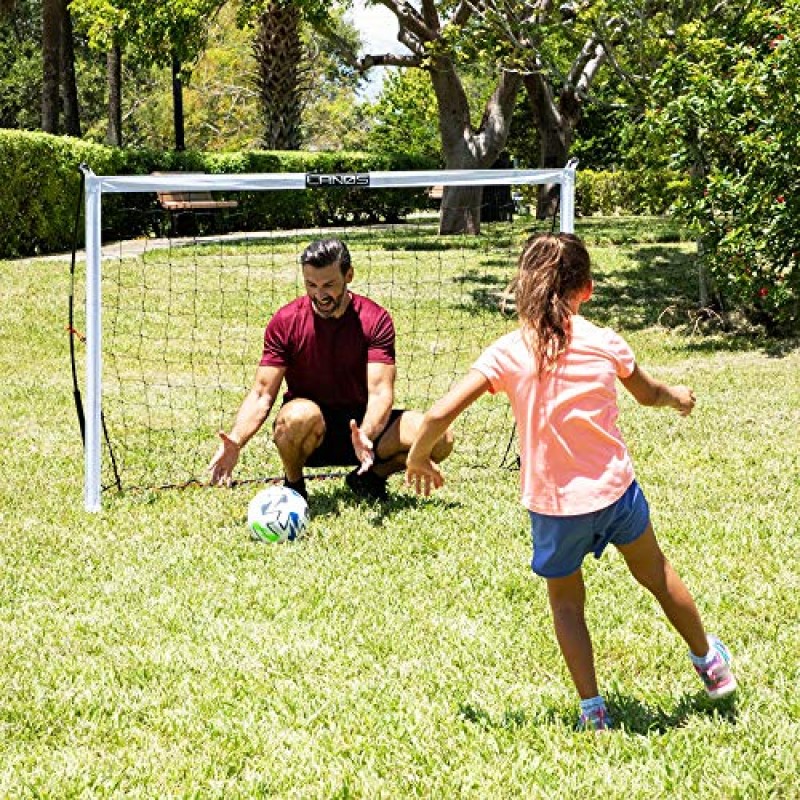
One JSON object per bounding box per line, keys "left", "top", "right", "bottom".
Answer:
{"left": 620, "top": 364, "right": 696, "bottom": 416}
{"left": 406, "top": 369, "right": 491, "bottom": 495}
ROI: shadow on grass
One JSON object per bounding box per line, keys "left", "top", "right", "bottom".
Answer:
{"left": 589, "top": 244, "right": 699, "bottom": 331}
{"left": 606, "top": 691, "right": 740, "bottom": 734}
{"left": 579, "top": 244, "right": 798, "bottom": 357}
{"left": 308, "top": 483, "right": 462, "bottom": 526}
{"left": 458, "top": 692, "right": 738, "bottom": 736}
{"left": 544, "top": 691, "right": 739, "bottom": 735}
{"left": 458, "top": 702, "right": 531, "bottom": 731}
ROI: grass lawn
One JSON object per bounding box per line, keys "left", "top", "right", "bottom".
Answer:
{"left": 1, "top": 215, "right": 798, "bottom": 798}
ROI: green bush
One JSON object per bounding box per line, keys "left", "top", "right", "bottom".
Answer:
{"left": 575, "top": 168, "right": 688, "bottom": 216}
{"left": 515, "top": 168, "right": 687, "bottom": 218}
{"left": 0, "top": 131, "right": 119, "bottom": 258}
{"left": 642, "top": 4, "right": 800, "bottom": 336}
{"left": 0, "top": 130, "right": 436, "bottom": 259}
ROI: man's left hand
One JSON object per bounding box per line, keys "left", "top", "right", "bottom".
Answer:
{"left": 349, "top": 419, "right": 375, "bottom": 474}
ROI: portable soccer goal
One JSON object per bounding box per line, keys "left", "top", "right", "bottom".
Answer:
{"left": 78, "top": 163, "right": 577, "bottom": 511}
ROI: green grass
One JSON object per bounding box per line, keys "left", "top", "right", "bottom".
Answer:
{"left": 2, "top": 215, "right": 799, "bottom": 798}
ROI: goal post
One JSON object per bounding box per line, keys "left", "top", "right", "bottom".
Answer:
{"left": 81, "top": 163, "right": 578, "bottom": 511}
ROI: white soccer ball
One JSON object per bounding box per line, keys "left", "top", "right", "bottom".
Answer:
{"left": 247, "top": 485, "right": 309, "bottom": 543}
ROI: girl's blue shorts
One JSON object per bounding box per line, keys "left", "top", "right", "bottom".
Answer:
{"left": 528, "top": 480, "right": 650, "bottom": 578}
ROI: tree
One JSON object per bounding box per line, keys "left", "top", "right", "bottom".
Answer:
{"left": 337, "top": 2, "right": 713, "bottom": 226}
{"left": 463, "top": 0, "right": 680, "bottom": 216}
{"left": 60, "top": 1, "right": 80, "bottom": 135}
{"left": 252, "top": 1, "right": 304, "bottom": 149}
{"left": 641, "top": 1, "right": 799, "bottom": 334}
{"left": 330, "top": 1, "right": 521, "bottom": 233}
{"left": 368, "top": 68, "right": 441, "bottom": 162}
{"left": 40, "top": 0, "right": 61, "bottom": 131}
{"left": 105, "top": 41, "right": 121, "bottom": 144}
{"left": 298, "top": 6, "right": 366, "bottom": 151}
{"left": 38, "top": 0, "right": 81, "bottom": 134}
{"left": 71, "top": 0, "right": 225, "bottom": 148}
{"left": 235, "top": 1, "right": 348, "bottom": 150}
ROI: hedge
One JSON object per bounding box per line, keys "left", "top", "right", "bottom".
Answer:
{"left": 0, "top": 130, "right": 436, "bottom": 259}
{"left": 0, "top": 129, "right": 688, "bottom": 259}
{"left": 575, "top": 168, "right": 689, "bottom": 216}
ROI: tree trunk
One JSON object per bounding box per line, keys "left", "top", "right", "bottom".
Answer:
{"left": 439, "top": 186, "right": 483, "bottom": 235}
{"left": 428, "top": 57, "right": 521, "bottom": 234}
{"left": 253, "top": 1, "right": 304, "bottom": 150}
{"left": 536, "top": 122, "right": 570, "bottom": 218}
{"left": 523, "top": 74, "right": 577, "bottom": 218}
{"left": 106, "top": 43, "right": 122, "bottom": 146}
{"left": 690, "top": 160, "right": 711, "bottom": 308}
{"left": 41, "top": 0, "right": 62, "bottom": 133}
{"left": 172, "top": 54, "right": 185, "bottom": 151}
{"left": 60, "top": 1, "right": 81, "bottom": 136}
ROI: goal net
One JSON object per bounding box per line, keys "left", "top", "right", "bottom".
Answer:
{"left": 78, "top": 166, "right": 577, "bottom": 511}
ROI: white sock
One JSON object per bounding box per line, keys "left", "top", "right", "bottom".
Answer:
{"left": 690, "top": 638, "right": 715, "bottom": 668}
{"left": 579, "top": 696, "right": 606, "bottom": 715}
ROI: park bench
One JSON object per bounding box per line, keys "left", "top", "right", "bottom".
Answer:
{"left": 153, "top": 173, "right": 238, "bottom": 236}
{"left": 154, "top": 173, "right": 239, "bottom": 212}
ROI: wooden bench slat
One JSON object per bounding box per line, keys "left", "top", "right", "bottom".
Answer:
{"left": 153, "top": 174, "right": 239, "bottom": 212}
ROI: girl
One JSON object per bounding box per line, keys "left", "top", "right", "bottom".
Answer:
{"left": 405, "top": 233, "right": 736, "bottom": 731}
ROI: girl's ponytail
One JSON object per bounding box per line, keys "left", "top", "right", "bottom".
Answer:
{"left": 513, "top": 233, "right": 592, "bottom": 375}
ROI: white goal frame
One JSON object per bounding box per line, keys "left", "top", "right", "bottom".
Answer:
{"left": 82, "top": 163, "right": 578, "bottom": 511}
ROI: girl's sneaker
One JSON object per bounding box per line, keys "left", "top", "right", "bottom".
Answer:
{"left": 693, "top": 636, "right": 737, "bottom": 699}
{"left": 577, "top": 706, "right": 612, "bottom": 732}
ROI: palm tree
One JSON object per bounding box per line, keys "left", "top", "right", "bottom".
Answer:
{"left": 252, "top": 0, "right": 305, "bottom": 150}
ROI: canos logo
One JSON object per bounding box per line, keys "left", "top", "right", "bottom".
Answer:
{"left": 305, "top": 173, "right": 371, "bottom": 188}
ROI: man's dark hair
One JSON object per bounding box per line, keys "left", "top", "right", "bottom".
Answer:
{"left": 300, "top": 239, "right": 352, "bottom": 275}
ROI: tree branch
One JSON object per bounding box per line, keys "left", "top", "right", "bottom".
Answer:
{"left": 474, "top": 68, "right": 523, "bottom": 156}
{"left": 451, "top": 1, "right": 474, "bottom": 27}
{"left": 359, "top": 52, "right": 424, "bottom": 70}
{"left": 374, "top": 0, "right": 438, "bottom": 42}
{"left": 421, "top": 0, "right": 441, "bottom": 30}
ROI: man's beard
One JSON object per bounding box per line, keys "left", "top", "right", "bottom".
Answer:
{"left": 311, "top": 290, "right": 348, "bottom": 317}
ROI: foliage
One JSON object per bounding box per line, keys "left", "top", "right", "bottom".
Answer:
{"left": 171, "top": 4, "right": 261, "bottom": 151}
{"left": 301, "top": 91, "right": 372, "bottom": 152}
{"left": 98, "top": 3, "right": 366, "bottom": 152}
{"left": 298, "top": 6, "right": 369, "bottom": 151}
{"left": 641, "top": 2, "right": 800, "bottom": 335}
{"left": 0, "top": 0, "right": 107, "bottom": 133}
{"left": 570, "top": 85, "right": 639, "bottom": 170}
{"left": 0, "top": 129, "right": 122, "bottom": 257}
{"left": 0, "top": 129, "right": 434, "bottom": 257}
{"left": 70, "top": 0, "right": 225, "bottom": 67}
{"left": 0, "top": 0, "right": 40, "bottom": 129}
{"left": 574, "top": 168, "right": 689, "bottom": 216}
{"left": 367, "top": 68, "right": 442, "bottom": 162}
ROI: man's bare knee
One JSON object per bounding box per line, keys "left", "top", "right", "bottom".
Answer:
{"left": 273, "top": 400, "right": 324, "bottom": 448}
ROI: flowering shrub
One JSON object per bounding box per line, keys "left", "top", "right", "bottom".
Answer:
{"left": 643, "top": 4, "right": 799, "bottom": 335}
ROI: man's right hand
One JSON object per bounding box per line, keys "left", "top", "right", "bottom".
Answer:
{"left": 208, "top": 431, "right": 241, "bottom": 486}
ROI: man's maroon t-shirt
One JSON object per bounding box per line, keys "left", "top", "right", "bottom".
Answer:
{"left": 259, "top": 293, "right": 396, "bottom": 409}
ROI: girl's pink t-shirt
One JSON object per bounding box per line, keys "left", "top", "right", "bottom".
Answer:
{"left": 472, "top": 315, "right": 636, "bottom": 515}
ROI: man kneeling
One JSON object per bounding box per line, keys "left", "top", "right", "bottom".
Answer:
{"left": 208, "top": 238, "right": 453, "bottom": 501}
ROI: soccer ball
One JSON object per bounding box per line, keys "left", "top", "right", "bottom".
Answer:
{"left": 247, "top": 485, "right": 309, "bottom": 543}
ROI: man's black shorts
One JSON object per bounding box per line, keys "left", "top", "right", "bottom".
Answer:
{"left": 301, "top": 405, "right": 405, "bottom": 468}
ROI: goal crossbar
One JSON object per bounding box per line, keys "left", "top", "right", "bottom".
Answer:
{"left": 81, "top": 163, "right": 578, "bottom": 511}
{"left": 88, "top": 167, "right": 575, "bottom": 193}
